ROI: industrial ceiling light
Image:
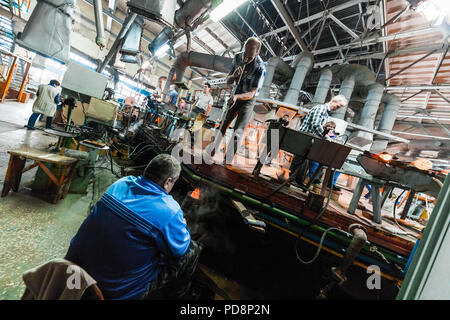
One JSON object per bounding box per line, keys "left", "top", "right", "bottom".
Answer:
{"left": 210, "top": 0, "right": 247, "bottom": 22}
{"left": 416, "top": 0, "right": 450, "bottom": 26}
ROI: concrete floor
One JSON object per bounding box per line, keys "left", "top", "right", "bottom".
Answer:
{"left": 0, "top": 100, "right": 116, "bottom": 299}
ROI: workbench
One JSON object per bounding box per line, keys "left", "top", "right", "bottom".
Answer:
{"left": 1, "top": 147, "right": 78, "bottom": 203}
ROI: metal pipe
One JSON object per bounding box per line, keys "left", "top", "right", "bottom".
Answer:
{"left": 312, "top": 69, "right": 333, "bottom": 105}
{"left": 332, "top": 224, "right": 367, "bottom": 283}
{"left": 349, "top": 83, "right": 385, "bottom": 146}
{"left": 259, "top": 56, "right": 293, "bottom": 99}
{"left": 371, "top": 93, "right": 401, "bottom": 152}
{"left": 334, "top": 76, "right": 355, "bottom": 119}
{"left": 162, "top": 51, "right": 233, "bottom": 96}
{"left": 329, "top": 64, "right": 376, "bottom": 119}
{"left": 97, "top": 12, "right": 138, "bottom": 73}
{"left": 93, "top": 0, "right": 106, "bottom": 48}
{"left": 283, "top": 52, "right": 314, "bottom": 105}
{"left": 174, "top": 0, "right": 212, "bottom": 30}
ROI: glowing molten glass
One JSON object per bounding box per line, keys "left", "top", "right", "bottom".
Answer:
{"left": 378, "top": 153, "right": 393, "bottom": 162}
{"left": 190, "top": 188, "right": 200, "bottom": 200}
{"left": 412, "top": 158, "right": 433, "bottom": 171}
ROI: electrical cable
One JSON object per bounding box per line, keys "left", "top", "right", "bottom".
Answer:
{"left": 294, "top": 168, "right": 339, "bottom": 265}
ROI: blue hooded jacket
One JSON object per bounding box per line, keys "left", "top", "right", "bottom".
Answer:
{"left": 65, "top": 176, "right": 190, "bottom": 300}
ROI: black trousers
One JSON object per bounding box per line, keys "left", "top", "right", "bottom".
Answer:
{"left": 143, "top": 240, "right": 203, "bottom": 299}
{"left": 210, "top": 99, "right": 255, "bottom": 161}
{"left": 289, "top": 155, "right": 309, "bottom": 185}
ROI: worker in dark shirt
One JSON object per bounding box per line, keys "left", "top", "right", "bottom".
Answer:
{"left": 65, "top": 154, "right": 202, "bottom": 300}
{"left": 207, "top": 37, "right": 266, "bottom": 164}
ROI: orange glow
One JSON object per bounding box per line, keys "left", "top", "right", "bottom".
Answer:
{"left": 378, "top": 153, "right": 393, "bottom": 162}
{"left": 190, "top": 188, "right": 200, "bottom": 200}
{"left": 412, "top": 158, "right": 433, "bottom": 171}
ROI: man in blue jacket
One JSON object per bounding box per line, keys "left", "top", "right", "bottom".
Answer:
{"left": 65, "top": 154, "right": 202, "bottom": 299}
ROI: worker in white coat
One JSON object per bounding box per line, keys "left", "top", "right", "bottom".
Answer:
{"left": 26, "top": 80, "right": 61, "bottom": 130}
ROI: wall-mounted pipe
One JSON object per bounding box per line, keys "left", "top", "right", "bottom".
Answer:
{"left": 370, "top": 93, "right": 401, "bottom": 153}
{"left": 348, "top": 83, "right": 384, "bottom": 147}
{"left": 259, "top": 56, "right": 293, "bottom": 99}
{"left": 93, "top": 0, "right": 106, "bottom": 48}
{"left": 163, "top": 51, "right": 233, "bottom": 96}
{"left": 312, "top": 68, "right": 333, "bottom": 105}
{"left": 283, "top": 52, "right": 314, "bottom": 105}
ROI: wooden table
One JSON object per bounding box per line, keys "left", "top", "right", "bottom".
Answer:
{"left": 1, "top": 147, "right": 78, "bottom": 203}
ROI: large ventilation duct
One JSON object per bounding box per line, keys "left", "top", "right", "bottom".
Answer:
{"left": 120, "top": 16, "right": 145, "bottom": 64}
{"left": 370, "top": 93, "right": 401, "bottom": 153}
{"left": 93, "top": 0, "right": 106, "bottom": 48}
{"left": 15, "top": 0, "right": 77, "bottom": 64}
{"left": 174, "top": 0, "right": 213, "bottom": 30}
{"left": 127, "top": 0, "right": 177, "bottom": 26}
{"left": 148, "top": 26, "right": 174, "bottom": 56}
{"left": 163, "top": 51, "right": 233, "bottom": 96}
{"left": 329, "top": 64, "right": 376, "bottom": 119}
{"left": 97, "top": 13, "right": 138, "bottom": 73}
{"left": 312, "top": 69, "right": 333, "bottom": 105}
{"left": 348, "top": 83, "right": 384, "bottom": 147}
{"left": 283, "top": 52, "right": 314, "bottom": 105}
{"left": 258, "top": 56, "right": 294, "bottom": 100}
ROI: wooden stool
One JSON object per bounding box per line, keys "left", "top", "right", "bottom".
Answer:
{"left": 1, "top": 147, "right": 78, "bottom": 204}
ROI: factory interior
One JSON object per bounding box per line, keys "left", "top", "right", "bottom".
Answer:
{"left": 0, "top": 0, "right": 449, "bottom": 302}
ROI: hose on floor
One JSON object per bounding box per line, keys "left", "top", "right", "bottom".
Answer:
{"left": 294, "top": 169, "right": 338, "bottom": 265}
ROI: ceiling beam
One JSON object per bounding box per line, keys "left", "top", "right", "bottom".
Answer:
{"left": 283, "top": 26, "right": 441, "bottom": 60}
{"left": 328, "top": 13, "right": 360, "bottom": 40}
{"left": 260, "top": 0, "right": 372, "bottom": 39}
{"left": 233, "top": 8, "right": 276, "bottom": 56}
{"left": 270, "top": 0, "right": 309, "bottom": 52}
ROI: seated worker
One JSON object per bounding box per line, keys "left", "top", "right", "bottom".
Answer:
{"left": 290, "top": 95, "right": 348, "bottom": 186}
{"left": 65, "top": 154, "right": 202, "bottom": 300}
{"left": 307, "top": 121, "right": 342, "bottom": 191}
{"left": 190, "top": 83, "right": 214, "bottom": 135}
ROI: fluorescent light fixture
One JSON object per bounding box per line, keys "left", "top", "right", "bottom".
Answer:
{"left": 210, "top": 0, "right": 247, "bottom": 22}
{"left": 417, "top": 0, "right": 450, "bottom": 26}
{"left": 155, "top": 43, "right": 170, "bottom": 58}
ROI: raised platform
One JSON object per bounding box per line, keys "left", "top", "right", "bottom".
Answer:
{"left": 181, "top": 147, "right": 419, "bottom": 259}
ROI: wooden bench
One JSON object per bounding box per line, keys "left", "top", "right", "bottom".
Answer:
{"left": 1, "top": 147, "right": 78, "bottom": 203}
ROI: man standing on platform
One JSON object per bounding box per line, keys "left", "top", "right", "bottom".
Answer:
{"left": 289, "top": 95, "right": 348, "bottom": 187}
{"left": 207, "top": 37, "right": 266, "bottom": 164}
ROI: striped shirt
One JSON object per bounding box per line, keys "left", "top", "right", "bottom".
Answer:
{"left": 298, "top": 103, "right": 330, "bottom": 137}
{"left": 229, "top": 52, "right": 266, "bottom": 99}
